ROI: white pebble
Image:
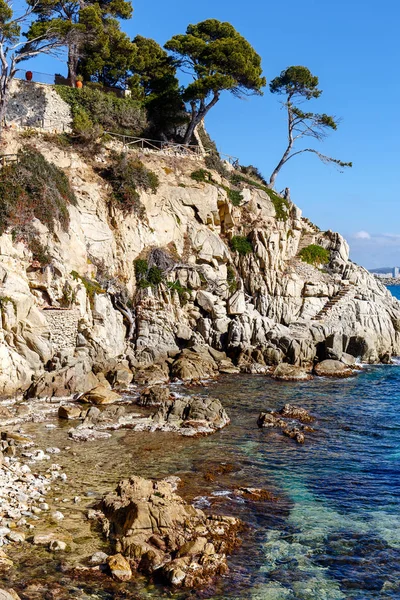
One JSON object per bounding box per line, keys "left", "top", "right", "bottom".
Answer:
{"left": 52, "top": 511, "right": 64, "bottom": 521}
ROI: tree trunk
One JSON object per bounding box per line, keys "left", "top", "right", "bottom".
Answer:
{"left": 0, "top": 72, "right": 10, "bottom": 138}
{"left": 268, "top": 102, "right": 294, "bottom": 189}
{"left": 67, "top": 43, "right": 79, "bottom": 86}
{"left": 182, "top": 93, "right": 220, "bottom": 146}
{"left": 268, "top": 145, "right": 292, "bottom": 189}
{"left": 183, "top": 114, "right": 200, "bottom": 145}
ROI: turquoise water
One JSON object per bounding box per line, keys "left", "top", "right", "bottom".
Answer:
{"left": 387, "top": 285, "right": 400, "bottom": 300}
{"left": 6, "top": 367, "right": 400, "bottom": 599}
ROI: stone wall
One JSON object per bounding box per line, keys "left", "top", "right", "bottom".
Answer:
{"left": 42, "top": 309, "right": 80, "bottom": 353}
{"left": 6, "top": 80, "right": 72, "bottom": 132}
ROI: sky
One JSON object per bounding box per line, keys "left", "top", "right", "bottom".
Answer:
{"left": 23, "top": 0, "right": 400, "bottom": 269}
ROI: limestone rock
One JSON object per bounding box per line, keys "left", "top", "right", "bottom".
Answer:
{"left": 99, "top": 475, "right": 241, "bottom": 588}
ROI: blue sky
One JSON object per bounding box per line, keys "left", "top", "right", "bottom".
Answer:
{"left": 24, "top": 0, "right": 400, "bottom": 268}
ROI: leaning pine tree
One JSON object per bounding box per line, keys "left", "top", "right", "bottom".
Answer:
{"left": 165, "top": 19, "right": 266, "bottom": 145}
{"left": 268, "top": 65, "right": 352, "bottom": 188}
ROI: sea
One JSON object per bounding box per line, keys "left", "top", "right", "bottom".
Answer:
{"left": 3, "top": 287, "right": 400, "bottom": 600}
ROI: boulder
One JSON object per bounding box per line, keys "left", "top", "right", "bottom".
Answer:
{"left": 0, "top": 590, "right": 20, "bottom": 600}
{"left": 152, "top": 396, "right": 230, "bottom": 435}
{"left": 171, "top": 349, "right": 218, "bottom": 382}
{"left": 138, "top": 385, "right": 171, "bottom": 407}
{"left": 133, "top": 363, "right": 169, "bottom": 386}
{"left": 58, "top": 405, "right": 82, "bottom": 420}
{"left": 278, "top": 404, "right": 315, "bottom": 423}
{"left": 108, "top": 366, "right": 133, "bottom": 389}
{"left": 107, "top": 553, "right": 132, "bottom": 582}
{"left": 99, "top": 475, "right": 241, "bottom": 588}
{"left": 314, "top": 359, "right": 353, "bottom": 378}
{"left": 25, "top": 359, "right": 99, "bottom": 399}
{"left": 79, "top": 385, "right": 121, "bottom": 405}
{"left": 227, "top": 290, "right": 246, "bottom": 315}
{"left": 272, "top": 363, "right": 313, "bottom": 382}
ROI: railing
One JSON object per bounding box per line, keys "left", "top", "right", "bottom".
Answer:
{"left": 0, "top": 154, "right": 18, "bottom": 169}
{"left": 104, "top": 131, "right": 209, "bottom": 158}
{"left": 219, "top": 152, "right": 240, "bottom": 166}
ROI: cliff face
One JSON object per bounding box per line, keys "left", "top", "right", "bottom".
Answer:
{"left": 1, "top": 129, "right": 399, "bottom": 397}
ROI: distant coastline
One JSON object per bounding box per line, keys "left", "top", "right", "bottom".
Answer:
{"left": 374, "top": 276, "right": 400, "bottom": 286}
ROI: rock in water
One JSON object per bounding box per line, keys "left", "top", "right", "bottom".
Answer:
{"left": 278, "top": 404, "right": 315, "bottom": 423}
{"left": 138, "top": 385, "right": 171, "bottom": 407}
{"left": 99, "top": 476, "right": 241, "bottom": 588}
{"left": 272, "top": 364, "right": 313, "bottom": 382}
{"left": 79, "top": 385, "right": 121, "bottom": 405}
{"left": 152, "top": 396, "right": 230, "bottom": 435}
{"left": 58, "top": 405, "right": 81, "bottom": 420}
{"left": 107, "top": 554, "right": 132, "bottom": 581}
{"left": 314, "top": 359, "right": 353, "bottom": 378}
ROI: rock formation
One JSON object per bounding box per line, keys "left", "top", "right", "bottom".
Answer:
{"left": 98, "top": 475, "right": 241, "bottom": 588}
{"left": 0, "top": 120, "right": 399, "bottom": 397}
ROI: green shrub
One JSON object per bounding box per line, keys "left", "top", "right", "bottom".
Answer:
{"left": 205, "top": 152, "right": 229, "bottom": 178}
{"left": 191, "top": 169, "right": 213, "bottom": 183}
{"left": 104, "top": 154, "right": 159, "bottom": 216}
{"left": 230, "top": 235, "right": 253, "bottom": 256}
{"left": 167, "top": 280, "right": 189, "bottom": 304}
{"left": 71, "top": 271, "right": 105, "bottom": 306}
{"left": 227, "top": 188, "right": 243, "bottom": 206}
{"left": 299, "top": 244, "right": 330, "bottom": 266}
{"left": 229, "top": 173, "right": 289, "bottom": 221}
{"left": 147, "top": 266, "right": 163, "bottom": 285}
{"left": 55, "top": 86, "right": 147, "bottom": 137}
{"left": 134, "top": 258, "right": 164, "bottom": 289}
{"left": 134, "top": 259, "right": 148, "bottom": 278}
{"left": 28, "top": 239, "right": 52, "bottom": 265}
{"left": 240, "top": 164, "right": 268, "bottom": 185}
{"left": 227, "top": 265, "right": 238, "bottom": 293}
{"left": 0, "top": 147, "right": 76, "bottom": 237}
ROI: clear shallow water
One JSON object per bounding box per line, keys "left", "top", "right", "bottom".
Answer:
{"left": 3, "top": 368, "right": 400, "bottom": 599}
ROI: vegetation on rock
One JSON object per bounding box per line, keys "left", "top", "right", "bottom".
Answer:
{"left": 56, "top": 86, "right": 147, "bottom": 140}
{"left": 103, "top": 153, "right": 159, "bottom": 216}
{"left": 0, "top": 147, "right": 76, "bottom": 238}
{"left": 230, "top": 235, "right": 253, "bottom": 256}
{"left": 299, "top": 244, "right": 330, "bottom": 266}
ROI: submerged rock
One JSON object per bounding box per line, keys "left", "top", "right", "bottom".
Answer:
{"left": 258, "top": 404, "right": 316, "bottom": 444}
{"left": 99, "top": 475, "right": 241, "bottom": 588}
{"left": 278, "top": 403, "right": 315, "bottom": 423}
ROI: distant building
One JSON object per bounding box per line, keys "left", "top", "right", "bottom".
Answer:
{"left": 394, "top": 267, "right": 400, "bottom": 278}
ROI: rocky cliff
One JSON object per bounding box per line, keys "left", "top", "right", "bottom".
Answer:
{"left": 1, "top": 125, "right": 399, "bottom": 398}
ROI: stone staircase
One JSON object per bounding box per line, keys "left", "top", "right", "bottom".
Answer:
{"left": 313, "top": 283, "right": 352, "bottom": 322}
